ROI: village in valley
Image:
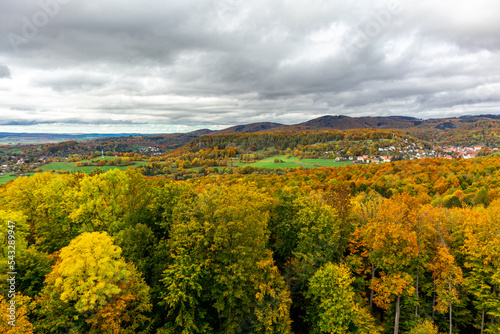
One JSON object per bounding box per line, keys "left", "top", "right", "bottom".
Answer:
{"left": 349, "top": 143, "right": 495, "bottom": 164}
{"left": 1, "top": 133, "right": 498, "bottom": 184}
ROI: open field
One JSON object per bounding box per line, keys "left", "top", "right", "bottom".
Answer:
{"left": 0, "top": 160, "right": 151, "bottom": 184}
{"left": 0, "top": 146, "right": 24, "bottom": 153}
{"left": 233, "top": 155, "right": 353, "bottom": 169}
{"left": 39, "top": 160, "right": 150, "bottom": 173}
{"left": 1, "top": 155, "right": 351, "bottom": 184}
{"left": 0, "top": 174, "right": 19, "bottom": 184}
{"left": 79, "top": 155, "right": 117, "bottom": 162}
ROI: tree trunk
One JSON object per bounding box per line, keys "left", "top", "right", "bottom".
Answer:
{"left": 492, "top": 285, "right": 497, "bottom": 326}
{"left": 370, "top": 263, "right": 376, "bottom": 311}
{"left": 449, "top": 273, "right": 453, "bottom": 334}
{"left": 370, "top": 288, "right": 374, "bottom": 311}
{"left": 481, "top": 309, "right": 485, "bottom": 334}
{"left": 394, "top": 295, "right": 400, "bottom": 334}
{"left": 449, "top": 301, "right": 452, "bottom": 334}
{"left": 416, "top": 220, "right": 420, "bottom": 317}
{"left": 415, "top": 266, "right": 419, "bottom": 317}
{"left": 432, "top": 279, "right": 436, "bottom": 320}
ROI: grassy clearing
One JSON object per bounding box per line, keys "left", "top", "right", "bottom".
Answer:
{"left": 79, "top": 155, "right": 117, "bottom": 162}
{"left": 0, "top": 160, "right": 153, "bottom": 184}
{"left": 39, "top": 160, "right": 150, "bottom": 173}
{"left": 0, "top": 174, "right": 19, "bottom": 184}
{"left": 0, "top": 172, "right": 37, "bottom": 185}
{"left": 1, "top": 147, "right": 23, "bottom": 153}
{"left": 233, "top": 155, "right": 353, "bottom": 169}
{"left": 252, "top": 147, "right": 276, "bottom": 156}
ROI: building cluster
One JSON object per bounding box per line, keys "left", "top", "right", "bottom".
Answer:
{"left": 439, "top": 145, "right": 499, "bottom": 159}
{"left": 138, "top": 146, "right": 162, "bottom": 156}
{"left": 339, "top": 144, "right": 498, "bottom": 164}
{"left": 1, "top": 158, "right": 45, "bottom": 175}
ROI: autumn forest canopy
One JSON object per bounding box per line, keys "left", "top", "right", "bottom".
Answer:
{"left": 2, "top": 119, "right": 500, "bottom": 333}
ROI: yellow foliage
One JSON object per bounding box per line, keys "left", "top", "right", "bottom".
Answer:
{"left": 0, "top": 294, "right": 34, "bottom": 334}
{"left": 53, "top": 232, "right": 129, "bottom": 313}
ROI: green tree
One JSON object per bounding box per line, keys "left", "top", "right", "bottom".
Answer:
{"left": 308, "top": 262, "right": 380, "bottom": 334}
{"left": 462, "top": 203, "right": 500, "bottom": 333}
{"left": 69, "top": 169, "right": 130, "bottom": 233}
{"left": 15, "top": 246, "right": 54, "bottom": 298}
{"left": 293, "top": 191, "right": 342, "bottom": 280}
{"left": 160, "top": 250, "right": 209, "bottom": 334}
{"left": 161, "top": 184, "right": 292, "bottom": 334}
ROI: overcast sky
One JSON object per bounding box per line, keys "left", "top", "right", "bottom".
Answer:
{"left": 1, "top": 0, "right": 500, "bottom": 133}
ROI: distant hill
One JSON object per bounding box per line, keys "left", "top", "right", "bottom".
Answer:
{"left": 143, "top": 129, "right": 215, "bottom": 148}
{"left": 5, "top": 114, "right": 500, "bottom": 146}
{"left": 139, "top": 123, "right": 282, "bottom": 148}
{"left": 212, "top": 114, "right": 500, "bottom": 133}
{"left": 213, "top": 122, "right": 283, "bottom": 135}
{"left": 145, "top": 128, "right": 213, "bottom": 141}
{"left": 135, "top": 115, "right": 500, "bottom": 147}
{"left": 289, "top": 115, "right": 366, "bottom": 130}
{"left": 270, "top": 115, "right": 420, "bottom": 131}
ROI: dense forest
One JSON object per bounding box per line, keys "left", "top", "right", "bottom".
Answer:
{"left": 2, "top": 155, "right": 500, "bottom": 333}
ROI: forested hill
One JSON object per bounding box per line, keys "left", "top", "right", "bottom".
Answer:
{"left": 3, "top": 114, "right": 500, "bottom": 149}
{"left": 112, "top": 114, "right": 500, "bottom": 151}
{"left": 162, "top": 114, "right": 500, "bottom": 147}
{"left": 213, "top": 122, "right": 283, "bottom": 134}
{"left": 270, "top": 115, "right": 420, "bottom": 131}
{"left": 213, "top": 114, "right": 500, "bottom": 133}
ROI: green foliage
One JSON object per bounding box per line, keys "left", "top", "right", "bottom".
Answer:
{"left": 293, "top": 192, "right": 341, "bottom": 279}
{"left": 267, "top": 186, "right": 302, "bottom": 269}
{"left": 474, "top": 187, "right": 489, "bottom": 205}
{"left": 462, "top": 202, "right": 500, "bottom": 333}
{"left": 443, "top": 195, "right": 462, "bottom": 208}
{"left": 114, "top": 223, "right": 156, "bottom": 282}
{"left": 160, "top": 250, "right": 210, "bottom": 334}
{"left": 308, "top": 263, "right": 380, "bottom": 334}
{"left": 16, "top": 247, "right": 54, "bottom": 298}
{"left": 162, "top": 183, "right": 292, "bottom": 334}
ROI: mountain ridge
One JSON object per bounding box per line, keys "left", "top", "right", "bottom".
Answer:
{"left": 3, "top": 114, "right": 500, "bottom": 146}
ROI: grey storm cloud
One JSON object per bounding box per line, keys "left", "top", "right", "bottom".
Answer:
{"left": 0, "top": 0, "right": 500, "bottom": 133}
{"left": 0, "top": 64, "right": 11, "bottom": 78}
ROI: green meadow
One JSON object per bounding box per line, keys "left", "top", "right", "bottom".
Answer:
{"left": 39, "top": 160, "right": 150, "bottom": 173}
{"left": 0, "top": 160, "right": 151, "bottom": 184}
{"left": 233, "top": 155, "right": 353, "bottom": 169}
{"left": 0, "top": 174, "right": 19, "bottom": 184}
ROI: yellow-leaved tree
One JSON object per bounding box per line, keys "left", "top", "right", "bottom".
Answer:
{"left": 0, "top": 294, "right": 34, "bottom": 333}
{"left": 462, "top": 201, "right": 500, "bottom": 333}
{"left": 34, "top": 232, "right": 151, "bottom": 334}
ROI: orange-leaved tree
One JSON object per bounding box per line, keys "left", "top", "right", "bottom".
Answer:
{"left": 351, "top": 193, "right": 419, "bottom": 334}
